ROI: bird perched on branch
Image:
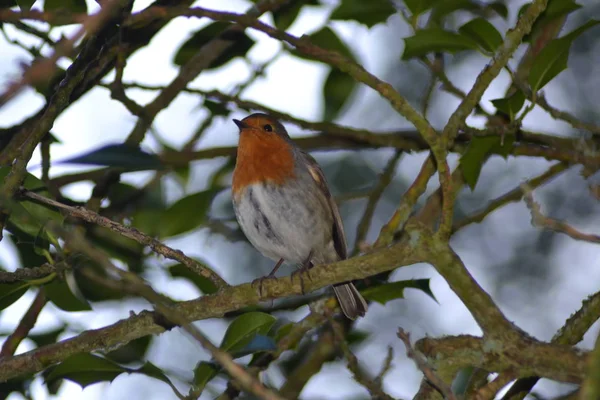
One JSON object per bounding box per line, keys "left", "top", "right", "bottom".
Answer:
{"left": 231, "top": 113, "right": 368, "bottom": 320}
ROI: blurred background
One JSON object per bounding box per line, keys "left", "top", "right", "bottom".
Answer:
{"left": 1, "top": 0, "right": 600, "bottom": 398}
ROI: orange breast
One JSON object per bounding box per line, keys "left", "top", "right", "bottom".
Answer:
{"left": 232, "top": 132, "right": 296, "bottom": 198}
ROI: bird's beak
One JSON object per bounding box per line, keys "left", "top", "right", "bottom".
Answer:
{"left": 233, "top": 119, "right": 250, "bottom": 131}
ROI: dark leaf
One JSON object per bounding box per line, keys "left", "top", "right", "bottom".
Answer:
{"left": 528, "top": 38, "right": 570, "bottom": 92}
{"left": 346, "top": 329, "right": 370, "bottom": 346}
{"left": 230, "top": 334, "right": 277, "bottom": 359}
{"left": 430, "top": 0, "right": 479, "bottom": 22}
{"left": 46, "top": 353, "right": 126, "bottom": 388}
{"left": 486, "top": 1, "right": 508, "bottom": 19}
{"left": 362, "top": 279, "right": 436, "bottom": 304}
{"left": 204, "top": 99, "right": 230, "bottom": 117}
{"left": 404, "top": 0, "right": 436, "bottom": 16}
{"left": 220, "top": 312, "right": 277, "bottom": 353}
{"left": 402, "top": 28, "right": 478, "bottom": 60}
{"left": 272, "top": 0, "right": 319, "bottom": 30}
{"left": 168, "top": 262, "right": 219, "bottom": 295}
{"left": 174, "top": 22, "right": 255, "bottom": 68}
{"left": 15, "top": 0, "right": 35, "bottom": 11}
{"left": 29, "top": 325, "right": 66, "bottom": 348}
{"left": 44, "top": 0, "right": 86, "bottom": 14}
{"left": 523, "top": 0, "right": 583, "bottom": 42}
{"left": 490, "top": 90, "right": 526, "bottom": 121}
{"left": 107, "top": 336, "right": 152, "bottom": 364}
{"left": 460, "top": 135, "right": 514, "bottom": 190}
{"left": 0, "top": 282, "right": 30, "bottom": 311}
{"left": 57, "top": 144, "right": 163, "bottom": 171}
{"left": 293, "top": 27, "right": 356, "bottom": 62}
{"left": 192, "top": 361, "right": 220, "bottom": 394}
{"left": 45, "top": 278, "right": 91, "bottom": 312}
{"left": 458, "top": 18, "right": 503, "bottom": 53}
{"left": 323, "top": 68, "right": 356, "bottom": 121}
{"left": 0, "top": 167, "right": 63, "bottom": 238}
{"left": 159, "top": 189, "right": 219, "bottom": 238}
{"left": 135, "top": 362, "right": 178, "bottom": 389}
{"left": 330, "top": 0, "right": 396, "bottom": 28}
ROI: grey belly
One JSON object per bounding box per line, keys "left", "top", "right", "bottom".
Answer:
{"left": 234, "top": 183, "right": 332, "bottom": 264}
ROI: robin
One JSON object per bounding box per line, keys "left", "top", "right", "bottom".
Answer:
{"left": 231, "top": 113, "right": 368, "bottom": 320}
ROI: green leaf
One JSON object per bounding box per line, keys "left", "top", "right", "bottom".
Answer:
{"left": 158, "top": 189, "right": 219, "bottom": 238}
{"left": 44, "top": 0, "right": 86, "bottom": 14}
{"left": 204, "top": 99, "right": 229, "bottom": 117}
{"left": 45, "top": 278, "right": 91, "bottom": 312}
{"left": 29, "top": 325, "right": 66, "bottom": 348}
{"left": 58, "top": 144, "right": 163, "bottom": 171}
{"left": 0, "top": 168, "right": 63, "bottom": 238}
{"left": 430, "top": 0, "right": 479, "bottom": 22}
{"left": 330, "top": 0, "right": 396, "bottom": 28}
{"left": 561, "top": 19, "right": 600, "bottom": 42}
{"left": 362, "top": 279, "right": 436, "bottom": 304}
{"left": 135, "top": 362, "right": 177, "bottom": 388}
{"left": 15, "top": 0, "right": 35, "bottom": 11}
{"left": 107, "top": 336, "right": 152, "bottom": 364}
{"left": 220, "top": 312, "right": 277, "bottom": 353}
{"left": 322, "top": 68, "right": 356, "bottom": 121}
{"left": 295, "top": 27, "right": 356, "bottom": 62}
{"left": 346, "top": 329, "right": 370, "bottom": 346}
{"left": 404, "top": 0, "right": 436, "bottom": 16}
{"left": 231, "top": 334, "right": 277, "bottom": 359}
{"left": 46, "top": 353, "right": 126, "bottom": 388}
{"left": 458, "top": 18, "right": 503, "bottom": 53}
{"left": 0, "top": 0, "right": 17, "bottom": 8}
{"left": 168, "top": 262, "right": 219, "bottom": 294}
{"left": 272, "top": 0, "right": 319, "bottom": 30}
{"left": 174, "top": 22, "right": 255, "bottom": 68}
{"left": 460, "top": 135, "right": 514, "bottom": 190}
{"left": 490, "top": 90, "right": 526, "bottom": 121}
{"left": 523, "top": 0, "right": 583, "bottom": 42}
{"left": 527, "top": 20, "right": 600, "bottom": 92}
{"left": 0, "top": 282, "right": 30, "bottom": 311}
{"left": 402, "top": 28, "right": 478, "bottom": 60}
{"left": 486, "top": 1, "right": 508, "bottom": 19}
{"left": 192, "top": 361, "right": 220, "bottom": 394}
{"left": 528, "top": 38, "right": 570, "bottom": 92}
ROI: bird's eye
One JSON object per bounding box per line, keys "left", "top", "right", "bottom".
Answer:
{"left": 263, "top": 124, "right": 273, "bottom": 132}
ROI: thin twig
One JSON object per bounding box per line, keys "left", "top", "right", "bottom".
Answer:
{"left": 374, "top": 154, "right": 436, "bottom": 247}
{"left": 62, "top": 227, "right": 286, "bottom": 400}
{"left": 0, "top": 263, "right": 58, "bottom": 283}
{"left": 398, "top": 328, "right": 457, "bottom": 400}
{"left": 452, "top": 162, "right": 569, "bottom": 232}
{"left": 0, "top": 0, "right": 127, "bottom": 107}
{"left": 353, "top": 151, "right": 402, "bottom": 255}
{"left": 331, "top": 321, "right": 396, "bottom": 400}
{"left": 522, "top": 183, "right": 600, "bottom": 243}
{"left": 19, "top": 188, "right": 228, "bottom": 288}
{"left": 0, "top": 289, "right": 47, "bottom": 358}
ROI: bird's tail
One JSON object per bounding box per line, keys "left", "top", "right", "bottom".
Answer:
{"left": 332, "top": 283, "right": 368, "bottom": 320}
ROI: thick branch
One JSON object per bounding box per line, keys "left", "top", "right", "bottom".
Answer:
{"left": 0, "top": 234, "right": 424, "bottom": 382}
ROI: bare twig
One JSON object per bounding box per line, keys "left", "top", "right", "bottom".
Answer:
{"left": 522, "top": 183, "right": 600, "bottom": 243}
{"left": 0, "top": 263, "right": 58, "bottom": 283}
{"left": 0, "top": 289, "right": 47, "bottom": 358}
{"left": 0, "top": 0, "right": 127, "bottom": 107}
{"left": 331, "top": 321, "right": 396, "bottom": 400}
{"left": 62, "top": 228, "right": 286, "bottom": 400}
{"left": 452, "top": 162, "right": 569, "bottom": 232}
{"left": 374, "top": 154, "right": 436, "bottom": 247}
{"left": 19, "top": 188, "right": 228, "bottom": 288}
{"left": 398, "top": 328, "right": 457, "bottom": 400}
{"left": 353, "top": 151, "right": 402, "bottom": 255}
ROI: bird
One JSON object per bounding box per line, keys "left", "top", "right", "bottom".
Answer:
{"left": 231, "top": 113, "right": 368, "bottom": 320}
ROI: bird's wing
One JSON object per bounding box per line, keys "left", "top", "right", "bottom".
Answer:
{"left": 301, "top": 151, "right": 348, "bottom": 260}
